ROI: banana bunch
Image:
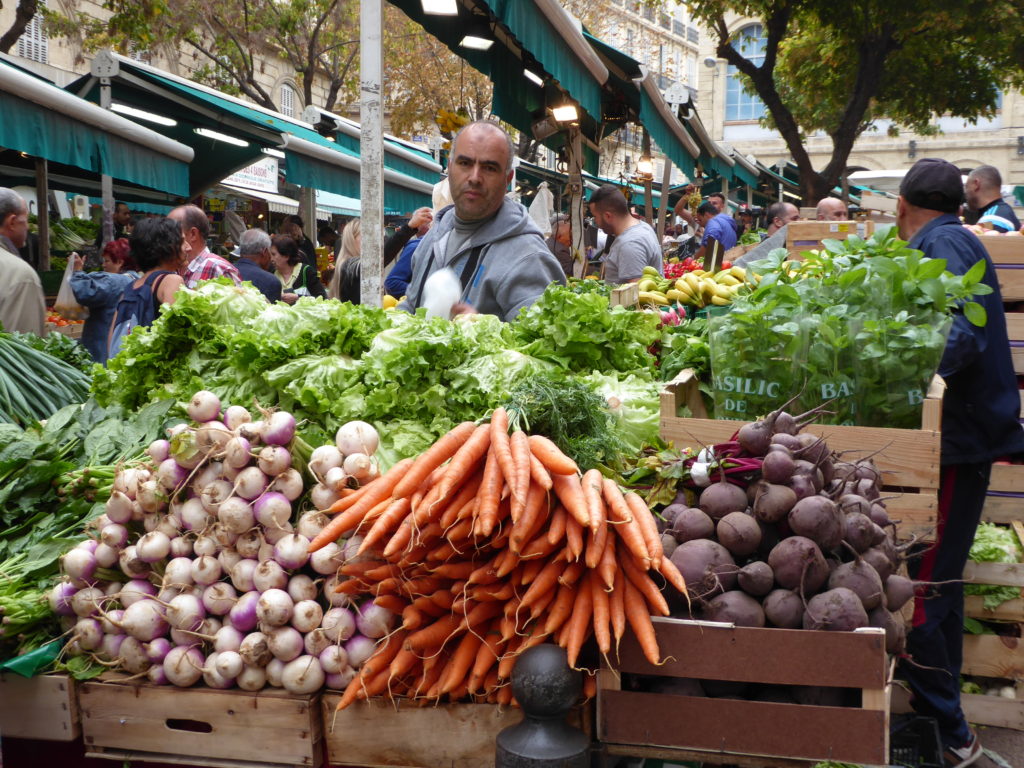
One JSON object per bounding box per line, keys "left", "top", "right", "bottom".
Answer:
{"left": 436, "top": 108, "right": 470, "bottom": 135}
{"left": 636, "top": 265, "right": 753, "bottom": 309}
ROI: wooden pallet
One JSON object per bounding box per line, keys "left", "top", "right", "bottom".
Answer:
{"left": 598, "top": 617, "right": 890, "bottom": 765}
{"left": 0, "top": 673, "right": 79, "bottom": 741}
{"left": 785, "top": 220, "right": 875, "bottom": 257}
{"left": 660, "top": 368, "right": 943, "bottom": 539}
{"left": 79, "top": 679, "right": 323, "bottom": 768}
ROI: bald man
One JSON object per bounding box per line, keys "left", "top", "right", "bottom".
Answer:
{"left": 816, "top": 197, "right": 848, "bottom": 221}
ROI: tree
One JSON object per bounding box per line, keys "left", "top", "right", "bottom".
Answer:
{"left": 688, "top": 1, "right": 1024, "bottom": 203}
{"left": 0, "top": 0, "right": 38, "bottom": 54}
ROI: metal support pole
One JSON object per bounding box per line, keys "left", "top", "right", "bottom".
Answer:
{"left": 99, "top": 77, "right": 113, "bottom": 250}
{"left": 568, "top": 127, "right": 585, "bottom": 278}
{"left": 35, "top": 158, "right": 50, "bottom": 271}
{"left": 359, "top": 0, "right": 384, "bottom": 307}
{"left": 656, "top": 158, "right": 672, "bottom": 242}
{"left": 642, "top": 131, "right": 654, "bottom": 226}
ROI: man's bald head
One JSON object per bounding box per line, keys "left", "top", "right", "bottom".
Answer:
{"left": 816, "top": 197, "right": 848, "bottom": 221}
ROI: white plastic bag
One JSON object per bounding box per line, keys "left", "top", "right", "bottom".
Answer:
{"left": 421, "top": 268, "right": 462, "bottom": 319}
{"left": 53, "top": 258, "right": 89, "bottom": 321}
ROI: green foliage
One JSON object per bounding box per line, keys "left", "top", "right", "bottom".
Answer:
{"left": 11, "top": 331, "right": 94, "bottom": 375}
{"left": 965, "top": 523, "right": 1022, "bottom": 610}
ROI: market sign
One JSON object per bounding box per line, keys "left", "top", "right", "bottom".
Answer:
{"left": 222, "top": 157, "right": 279, "bottom": 194}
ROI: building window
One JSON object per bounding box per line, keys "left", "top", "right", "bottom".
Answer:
{"left": 725, "top": 24, "right": 767, "bottom": 122}
{"left": 643, "top": 5, "right": 655, "bottom": 22}
{"left": 17, "top": 0, "right": 48, "bottom": 64}
{"left": 659, "top": 13, "right": 670, "bottom": 29}
{"left": 672, "top": 19, "right": 684, "bottom": 36}
{"left": 280, "top": 84, "right": 296, "bottom": 117}
{"left": 127, "top": 43, "right": 151, "bottom": 63}
{"left": 686, "top": 25, "right": 699, "bottom": 44}
{"left": 625, "top": 28, "right": 634, "bottom": 56}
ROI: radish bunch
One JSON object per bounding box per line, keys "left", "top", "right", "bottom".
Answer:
{"left": 50, "top": 390, "right": 390, "bottom": 694}
{"left": 660, "top": 402, "right": 912, "bottom": 659}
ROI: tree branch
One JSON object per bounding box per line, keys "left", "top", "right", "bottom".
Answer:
{"left": 0, "top": 0, "right": 38, "bottom": 54}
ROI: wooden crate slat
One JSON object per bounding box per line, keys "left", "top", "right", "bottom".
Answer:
{"left": 320, "top": 697, "right": 520, "bottom": 768}
{"left": 995, "top": 267, "right": 1024, "bottom": 302}
{"left": 983, "top": 237, "right": 1024, "bottom": 265}
{"left": 79, "top": 681, "right": 322, "bottom": 767}
{"left": 965, "top": 595, "right": 1024, "bottom": 623}
{"left": 785, "top": 221, "right": 875, "bottom": 255}
{"left": 961, "top": 693, "right": 1024, "bottom": 731}
{"left": 982, "top": 495, "right": 1024, "bottom": 524}
{"left": 990, "top": 464, "right": 1024, "bottom": 493}
{"left": 1005, "top": 313, "right": 1024, "bottom": 340}
{"left": 0, "top": 673, "right": 79, "bottom": 741}
{"left": 961, "top": 635, "right": 1024, "bottom": 680}
{"left": 963, "top": 562, "right": 1024, "bottom": 588}
{"left": 599, "top": 690, "right": 888, "bottom": 765}
{"left": 616, "top": 618, "right": 887, "bottom": 689}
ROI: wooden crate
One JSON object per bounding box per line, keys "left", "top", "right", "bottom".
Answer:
{"left": 660, "top": 369, "right": 943, "bottom": 539}
{"left": 982, "top": 235, "right": 1024, "bottom": 302}
{"left": 598, "top": 618, "right": 890, "bottom": 765}
{"left": 609, "top": 282, "right": 640, "bottom": 308}
{"left": 785, "top": 220, "right": 875, "bottom": 257}
{"left": 79, "top": 679, "right": 323, "bottom": 768}
{"left": 0, "top": 673, "right": 79, "bottom": 741}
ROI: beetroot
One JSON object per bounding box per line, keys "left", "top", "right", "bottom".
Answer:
{"left": 770, "top": 433, "right": 803, "bottom": 451}
{"left": 670, "top": 539, "right": 737, "bottom": 599}
{"left": 862, "top": 546, "right": 896, "bottom": 582}
{"left": 868, "top": 606, "right": 907, "bottom": 654}
{"left": 869, "top": 502, "right": 892, "bottom": 528}
{"left": 716, "top": 512, "right": 762, "bottom": 558}
{"left": 837, "top": 494, "right": 872, "bottom": 517}
{"left": 788, "top": 496, "right": 844, "bottom": 552}
{"left": 768, "top": 536, "right": 830, "bottom": 594}
{"left": 763, "top": 589, "right": 804, "bottom": 628}
{"left": 660, "top": 533, "right": 679, "bottom": 559}
{"left": 703, "top": 591, "right": 765, "bottom": 627}
{"left": 670, "top": 508, "right": 715, "bottom": 544}
{"left": 660, "top": 503, "right": 689, "bottom": 529}
{"left": 737, "top": 561, "right": 774, "bottom": 597}
{"left": 884, "top": 574, "right": 915, "bottom": 611}
{"left": 788, "top": 474, "right": 817, "bottom": 500}
{"left": 828, "top": 559, "right": 884, "bottom": 610}
{"left": 842, "top": 512, "right": 880, "bottom": 553}
{"left": 736, "top": 420, "right": 774, "bottom": 456}
{"left": 792, "top": 459, "right": 824, "bottom": 493}
{"left": 796, "top": 433, "right": 829, "bottom": 465}
{"left": 698, "top": 481, "right": 748, "bottom": 521}
{"left": 802, "top": 587, "right": 869, "bottom": 631}
{"left": 752, "top": 483, "right": 797, "bottom": 524}
{"left": 761, "top": 450, "right": 795, "bottom": 485}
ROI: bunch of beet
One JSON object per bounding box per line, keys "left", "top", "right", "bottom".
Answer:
{"left": 660, "top": 406, "right": 913, "bottom": 654}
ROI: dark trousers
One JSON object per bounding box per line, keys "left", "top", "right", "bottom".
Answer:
{"left": 901, "top": 462, "right": 991, "bottom": 748}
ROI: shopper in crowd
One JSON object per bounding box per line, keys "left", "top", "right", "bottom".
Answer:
{"left": 896, "top": 158, "right": 1024, "bottom": 768}
{"left": 589, "top": 184, "right": 662, "bottom": 284}
{"left": 69, "top": 238, "right": 139, "bottom": 364}
{"left": 964, "top": 165, "right": 1020, "bottom": 232}
{"left": 400, "top": 121, "right": 564, "bottom": 321}
{"left": 692, "top": 199, "right": 737, "bottom": 266}
{"left": 733, "top": 201, "right": 800, "bottom": 267}
{"left": 706, "top": 192, "right": 727, "bottom": 214}
{"left": 385, "top": 208, "right": 434, "bottom": 298}
{"left": 235, "top": 229, "right": 281, "bottom": 303}
{"left": 94, "top": 201, "right": 133, "bottom": 248}
{"left": 282, "top": 214, "right": 317, "bottom": 268}
{"left": 329, "top": 218, "right": 362, "bottom": 304}
{"left": 318, "top": 225, "right": 339, "bottom": 256}
{"left": 816, "top": 197, "right": 849, "bottom": 221}
{"left": 671, "top": 183, "right": 699, "bottom": 232}
{"left": 107, "top": 217, "right": 187, "bottom": 358}
{"left": 169, "top": 205, "right": 241, "bottom": 288}
{"left": 0, "top": 187, "right": 45, "bottom": 335}
{"left": 271, "top": 234, "right": 327, "bottom": 304}
{"left": 546, "top": 213, "right": 574, "bottom": 276}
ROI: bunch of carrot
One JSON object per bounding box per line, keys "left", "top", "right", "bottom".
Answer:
{"left": 308, "top": 408, "right": 687, "bottom": 710}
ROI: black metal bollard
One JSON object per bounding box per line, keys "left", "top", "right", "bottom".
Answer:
{"left": 495, "top": 644, "right": 590, "bottom": 768}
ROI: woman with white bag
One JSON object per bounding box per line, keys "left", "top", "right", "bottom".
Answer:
{"left": 69, "top": 239, "right": 138, "bottom": 364}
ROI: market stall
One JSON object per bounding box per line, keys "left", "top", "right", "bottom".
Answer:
{"left": 2, "top": 222, "right": 1022, "bottom": 767}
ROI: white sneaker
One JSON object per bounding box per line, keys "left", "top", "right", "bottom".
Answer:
{"left": 944, "top": 730, "right": 982, "bottom": 768}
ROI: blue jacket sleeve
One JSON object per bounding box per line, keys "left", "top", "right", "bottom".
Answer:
{"left": 69, "top": 272, "right": 131, "bottom": 309}
{"left": 932, "top": 234, "right": 988, "bottom": 378}
{"left": 385, "top": 239, "right": 419, "bottom": 297}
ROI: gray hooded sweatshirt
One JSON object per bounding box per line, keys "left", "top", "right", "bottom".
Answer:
{"left": 400, "top": 197, "right": 566, "bottom": 321}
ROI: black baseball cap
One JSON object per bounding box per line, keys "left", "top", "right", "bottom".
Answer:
{"left": 899, "top": 158, "right": 964, "bottom": 213}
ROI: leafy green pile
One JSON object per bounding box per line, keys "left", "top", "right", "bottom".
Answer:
{"left": 93, "top": 282, "right": 665, "bottom": 464}
{"left": 12, "top": 331, "right": 94, "bottom": 375}
{"left": 713, "top": 228, "right": 990, "bottom": 426}
{"left": 0, "top": 331, "right": 92, "bottom": 426}
{"left": 965, "top": 523, "right": 1022, "bottom": 610}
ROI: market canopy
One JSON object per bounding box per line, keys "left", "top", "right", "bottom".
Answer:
{"left": 0, "top": 59, "right": 193, "bottom": 196}
{"left": 68, "top": 52, "right": 433, "bottom": 211}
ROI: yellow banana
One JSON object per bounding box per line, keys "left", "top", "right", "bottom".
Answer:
{"left": 639, "top": 291, "right": 668, "bottom": 306}
{"left": 710, "top": 295, "right": 731, "bottom": 306}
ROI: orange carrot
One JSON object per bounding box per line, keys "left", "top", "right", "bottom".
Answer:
{"left": 598, "top": 535, "right": 617, "bottom": 591}
{"left": 467, "top": 622, "right": 503, "bottom": 694}
{"left": 324, "top": 482, "right": 370, "bottom": 515}
{"left": 624, "top": 491, "right": 663, "bottom": 564}
{"left": 656, "top": 555, "right": 690, "bottom": 603}
{"left": 401, "top": 605, "right": 428, "bottom": 630}
{"left": 357, "top": 497, "right": 412, "bottom": 555}
{"left": 392, "top": 421, "right": 477, "bottom": 501}
{"left": 430, "top": 561, "right": 477, "bottom": 580}
{"left": 474, "top": 441, "right": 503, "bottom": 526}
{"left": 543, "top": 581, "right": 577, "bottom": 636}
{"left": 620, "top": 554, "right": 670, "bottom": 616}
{"left": 528, "top": 434, "right": 579, "bottom": 476}
{"left": 591, "top": 569, "right": 611, "bottom": 655}
{"left": 405, "top": 614, "right": 461, "bottom": 653}
{"left": 373, "top": 593, "right": 407, "bottom": 614}
{"left": 518, "top": 533, "right": 561, "bottom": 560}
{"left": 551, "top": 472, "right": 590, "bottom": 528}
{"left": 584, "top": 518, "right": 609, "bottom": 570}
{"left": 388, "top": 647, "right": 421, "bottom": 682}
{"left": 558, "top": 561, "right": 586, "bottom": 587}
{"left": 565, "top": 514, "right": 584, "bottom": 561}
{"left": 564, "top": 571, "right": 594, "bottom": 668}
{"left": 509, "top": 482, "right": 548, "bottom": 554}
{"left": 546, "top": 504, "right": 568, "bottom": 546}
{"left": 528, "top": 452, "right": 553, "bottom": 491}
{"left": 581, "top": 469, "right": 606, "bottom": 536}
{"left": 490, "top": 407, "right": 516, "bottom": 492}
{"left": 437, "top": 630, "right": 484, "bottom": 696}
{"left": 608, "top": 572, "right": 626, "bottom": 655}
{"left": 509, "top": 430, "right": 531, "bottom": 521}
{"left": 622, "top": 577, "right": 662, "bottom": 666}
{"left": 435, "top": 423, "right": 490, "bottom": 497}
{"left": 383, "top": 519, "right": 416, "bottom": 559}
{"left": 527, "top": 587, "right": 557, "bottom": 622}
{"left": 520, "top": 559, "right": 565, "bottom": 612}
{"left": 601, "top": 478, "right": 651, "bottom": 568}
{"left": 520, "top": 557, "right": 545, "bottom": 586}
{"left": 309, "top": 458, "right": 415, "bottom": 552}
{"left": 583, "top": 672, "right": 597, "bottom": 700}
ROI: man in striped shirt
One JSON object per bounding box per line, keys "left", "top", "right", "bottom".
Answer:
{"left": 169, "top": 205, "right": 241, "bottom": 289}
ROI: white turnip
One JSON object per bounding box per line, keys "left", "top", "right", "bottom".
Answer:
{"left": 239, "top": 631, "right": 272, "bottom": 667}
{"left": 237, "top": 664, "right": 267, "bottom": 691}
{"left": 291, "top": 600, "right": 324, "bottom": 634}
{"left": 309, "top": 445, "right": 344, "bottom": 480}
{"left": 335, "top": 421, "right": 379, "bottom": 457}
{"left": 121, "top": 598, "right": 169, "bottom": 641}
{"left": 256, "top": 589, "right": 294, "bottom": 627}
{"left": 187, "top": 390, "right": 221, "bottom": 423}
{"left": 231, "top": 559, "right": 258, "bottom": 592}
{"left": 322, "top": 607, "right": 356, "bottom": 643}
{"left": 258, "top": 445, "right": 292, "bottom": 476}
{"left": 273, "top": 534, "right": 311, "bottom": 571}
{"left": 287, "top": 574, "right": 317, "bottom": 603}
{"left": 281, "top": 655, "right": 325, "bottom": 694}
{"left": 228, "top": 591, "right": 260, "bottom": 632}
{"left": 272, "top": 468, "right": 304, "bottom": 501}
{"left": 202, "top": 583, "right": 237, "bottom": 616}
{"left": 164, "top": 645, "right": 206, "bottom": 687}
{"left": 266, "top": 626, "right": 303, "bottom": 662}
{"left": 253, "top": 560, "right": 288, "bottom": 592}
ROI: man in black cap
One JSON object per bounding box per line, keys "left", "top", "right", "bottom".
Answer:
{"left": 897, "top": 158, "right": 1024, "bottom": 768}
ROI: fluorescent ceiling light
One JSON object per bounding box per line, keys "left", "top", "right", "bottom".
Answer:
{"left": 460, "top": 35, "right": 493, "bottom": 50}
{"left": 551, "top": 104, "right": 579, "bottom": 123}
{"left": 195, "top": 127, "right": 249, "bottom": 147}
{"left": 421, "top": 0, "right": 458, "bottom": 14}
{"left": 523, "top": 69, "right": 544, "bottom": 86}
{"left": 110, "top": 103, "right": 177, "bottom": 127}
{"left": 262, "top": 148, "right": 286, "bottom": 159}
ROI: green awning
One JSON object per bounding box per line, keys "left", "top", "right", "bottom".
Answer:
{"left": 638, "top": 79, "right": 699, "bottom": 179}
{"left": 0, "top": 62, "right": 192, "bottom": 196}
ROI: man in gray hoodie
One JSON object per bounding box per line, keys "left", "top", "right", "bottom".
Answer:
{"left": 400, "top": 121, "right": 565, "bottom": 321}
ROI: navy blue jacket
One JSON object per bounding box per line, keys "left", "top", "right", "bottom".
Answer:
{"left": 385, "top": 237, "right": 421, "bottom": 298}
{"left": 910, "top": 214, "right": 1024, "bottom": 464}
{"left": 235, "top": 257, "right": 282, "bottom": 303}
